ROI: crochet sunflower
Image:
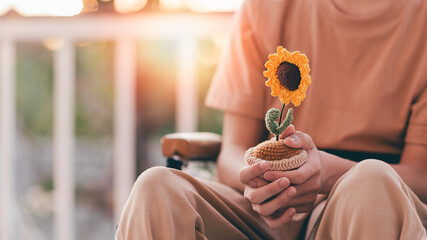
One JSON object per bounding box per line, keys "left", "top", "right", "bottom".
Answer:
{"left": 245, "top": 46, "right": 311, "bottom": 171}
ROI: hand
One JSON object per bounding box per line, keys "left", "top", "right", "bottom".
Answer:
{"left": 238, "top": 161, "right": 296, "bottom": 229}
{"left": 253, "top": 131, "right": 321, "bottom": 229}
{"left": 238, "top": 124, "right": 296, "bottom": 189}
{"left": 239, "top": 125, "right": 304, "bottom": 229}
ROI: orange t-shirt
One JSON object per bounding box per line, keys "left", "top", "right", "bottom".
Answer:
{"left": 206, "top": 0, "right": 427, "bottom": 155}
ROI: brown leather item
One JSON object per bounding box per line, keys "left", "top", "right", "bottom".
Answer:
{"left": 161, "top": 132, "right": 221, "bottom": 161}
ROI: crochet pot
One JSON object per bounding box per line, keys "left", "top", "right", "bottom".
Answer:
{"left": 245, "top": 139, "right": 307, "bottom": 171}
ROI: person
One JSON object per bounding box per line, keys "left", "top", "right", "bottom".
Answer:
{"left": 116, "top": 0, "right": 427, "bottom": 239}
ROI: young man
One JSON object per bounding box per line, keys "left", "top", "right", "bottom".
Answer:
{"left": 117, "top": 0, "right": 427, "bottom": 238}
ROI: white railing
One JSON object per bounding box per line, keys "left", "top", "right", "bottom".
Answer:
{"left": 0, "top": 13, "right": 231, "bottom": 240}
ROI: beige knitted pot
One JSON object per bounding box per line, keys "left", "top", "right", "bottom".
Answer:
{"left": 245, "top": 139, "right": 307, "bottom": 171}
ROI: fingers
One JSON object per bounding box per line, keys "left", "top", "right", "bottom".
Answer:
{"left": 292, "top": 174, "right": 321, "bottom": 195}
{"left": 264, "top": 167, "right": 312, "bottom": 185}
{"left": 239, "top": 161, "right": 269, "bottom": 185}
{"left": 254, "top": 192, "right": 317, "bottom": 221}
{"left": 270, "top": 125, "right": 295, "bottom": 140}
{"left": 244, "top": 177, "right": 290, "bottom": 204}
{"left": 264, "top": 156, "right": 320, "bottom": 184}
{"left": 256, "top": 176, "right": 319, "bottom": 216}
{"left": 283, "top": 131, "right": 315, "bottom": 151}
{"left": 279, "top": 124, "right": 295, "bottom": 139}
{"left": 251, "top": 186, "right": 296, "bottom": 216}
{"left": 248, "top": 176, "right": 270, "bottom": 188}
{"left": 261, "top": 207, "right": 296, "bottom": 229}
{"left": 285, "top": 194, "right": 317, "bottom": 212}
{"left": 260, "top": 203, "right": 313, "bottom": 229}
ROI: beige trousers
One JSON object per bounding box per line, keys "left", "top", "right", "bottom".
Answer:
{"left": 117, "top": 160, "right": 427, "bottom": 240}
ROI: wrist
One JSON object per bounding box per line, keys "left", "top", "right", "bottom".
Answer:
{"left": 318, "top": 151, "right": 333, "bottom": 194}
{"left": 318, "top": 150, "right": 356, "bottom": 194}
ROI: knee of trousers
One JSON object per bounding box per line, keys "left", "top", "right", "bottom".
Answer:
{"left": 118, "top": 168, "right": 205, "bottom": 239}
{"left": 330, "top": 159, "right": 402, "bottom": 203}
{"left": 133, "top": 166, "right": 188, "bottom": 198}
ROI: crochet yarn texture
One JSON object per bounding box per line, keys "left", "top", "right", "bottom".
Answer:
{"left": 245, "top": 140, "right": 307, "bottom": 171}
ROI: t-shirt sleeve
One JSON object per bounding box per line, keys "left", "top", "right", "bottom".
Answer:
{"left": 405, "top": 81, "right": 427, "bottom": 146}
{"left": 205, "top": 0, "right": 267, "bottom": 119}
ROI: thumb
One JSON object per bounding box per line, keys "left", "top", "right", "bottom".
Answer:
{"left": 284, "top": 131, "right": 315, "bottom": 151}
{"left": 279, "top": 124, "right": 295, "bottom": 140}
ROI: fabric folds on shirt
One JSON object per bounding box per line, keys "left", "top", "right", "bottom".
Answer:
{"left": 206, "top": 0, "right": 427, "bottom": 156}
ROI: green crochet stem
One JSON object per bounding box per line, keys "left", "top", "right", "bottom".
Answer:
{"left": 265, "top": 104, "right": 293, "bottom": 141}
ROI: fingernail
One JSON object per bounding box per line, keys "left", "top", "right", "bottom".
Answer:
{"left": 288, "top": 208, "right": 296, "bottom": 216}
{"left": 288, "top": 188, "right": 297, "bottom": 197}
{"left": 264, "top": 172, "right": 273, "bottom": 180}
{"left": 279, "top": 178, "right": 289, "bottom": 188}
{"left": 287, "top": 136, "right": 297, "bottom": 143}
{"left": 259, "top": 161, "right": 269, "bottom": 170}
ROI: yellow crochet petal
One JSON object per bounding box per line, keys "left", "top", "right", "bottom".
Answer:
{"left": 290, "top": 52, "right": 301, "bottom": 63}
{"left": 263, "top": 70, "right": 275, "bottom": 78}
{"left": 279, "top": 94, "right": 291, "bottom": 105}
{"left": 280, "top": 50, "right": 291, "bottom": 62}
{"left": 268, "top": 54, "right": 280, "bottom": 62}
{"left": 300, "top": 55, "right": 309, "bottom": 65}
{"left": 267, "top": 61, "right": 279, "bottom": 70}
{"left": 291, "top": 94, "right": 301, "bottom": 107}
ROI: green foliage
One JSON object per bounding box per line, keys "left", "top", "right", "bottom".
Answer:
{"left": 16, "top": 42, "right": 114, "bottom": 138}
{"left": 265, "top": 108, "right": 293, "bottom": 137}
{"left": 75, "top": 42, "right": 114, "bottom": 137}
{"left": 16, "top": 43, "right": 53, "bottom": 136}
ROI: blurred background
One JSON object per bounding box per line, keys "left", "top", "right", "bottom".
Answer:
{"left": 0, "top": 0, "right": 241, "bottom": 239}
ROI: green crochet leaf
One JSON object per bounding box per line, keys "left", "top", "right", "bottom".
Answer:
{"left": 265, "top": 108, "right": 293, "bottom": 137}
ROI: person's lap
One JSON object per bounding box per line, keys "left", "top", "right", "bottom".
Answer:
{"left": 117, "top": 160, "right": 427, "bottom": 239}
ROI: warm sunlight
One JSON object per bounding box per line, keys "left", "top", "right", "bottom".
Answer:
{"left": 8, "top": 0, "right": 83, "bottom": 16}
{"left": 42, "top": 38, "right": 65, "bottom": 51}
{"left": 0, "top": 0, "right": 11, "bottom": 16}
{"left": 159, "top": 0, "right": 185, "bottom": 11}
{"left": 0, "top": 0, "right": 243, "bottom": 16}
{"left": 114, "top": 0, "right": 148, "bottom": 14}
{"left": 159, "top": 0, "right": 243, "bottom": 12}
{"left": 186, "top": 0, "right": 244, "bottom": 13}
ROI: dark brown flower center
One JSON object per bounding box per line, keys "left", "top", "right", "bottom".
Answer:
{"left": 277, "top": 61, "right": 301, "bottom": 91}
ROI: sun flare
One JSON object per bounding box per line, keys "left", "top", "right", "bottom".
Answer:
{"left": 4, "top": 0, "right": 83, "bottom": 16}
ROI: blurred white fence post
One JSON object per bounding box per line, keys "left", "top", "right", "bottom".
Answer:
{"left": 0, "top": 39, "right": 17, "bottom": 240}
{"left": 113, "top": 37, "right": 136, "bottom": 224}
{"left": 176, "top": 33, "right": 198, "bottom": 132}
{"left": 53, "top": 39, "right": 75, "bottom": 240}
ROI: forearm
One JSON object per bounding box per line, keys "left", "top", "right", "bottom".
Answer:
{"left": 319, "top": 150, "right": 356, "bottom": 194}
{"left": 217, "top": 112, "right": 266, "bottom": 193}
{"left": 216, "top": 147, "right": 248, "bottom": 193}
